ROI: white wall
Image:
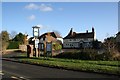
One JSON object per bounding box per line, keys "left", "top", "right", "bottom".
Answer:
{"left": 64, "top": 38, "right": 93, "bottom": 43}
{"left": 63, "top": 42, "right": 79, "bottom": 48}
{"left": 57, "top": 38, "right": 63, "bottom": 43}
{"left": 63, "top": 38, "right": 93, "bottom": 48}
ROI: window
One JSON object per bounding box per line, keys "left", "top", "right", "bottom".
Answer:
{"left": 84, "top": 38, "right": 88, "bottom": 41}
{"left": 41, "top": 38, "right": 43, "bottom": 41}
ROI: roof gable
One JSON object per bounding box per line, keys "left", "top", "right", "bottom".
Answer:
{"left": 39, "top": 32, "right": 62, "bottom": 40}
{"left": 63, "top": 28, "right": 94, "bottom": 39}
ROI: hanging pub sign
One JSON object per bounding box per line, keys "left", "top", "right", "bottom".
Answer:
{"left": 34, "top": 28, "right": 39, "bottom": 37}
{"left": 32, "top": 26, "right": 40, "bottom": 37}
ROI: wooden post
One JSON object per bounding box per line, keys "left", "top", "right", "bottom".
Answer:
{"left": 36, "top": 48, "right": 38, "bottom": 57}
{"left": 34, "top": 39, "right": 39, "bottom": 57}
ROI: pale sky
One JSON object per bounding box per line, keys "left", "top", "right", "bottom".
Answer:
{"left": 2, "top": 1, "right": 119, "bottom": 41}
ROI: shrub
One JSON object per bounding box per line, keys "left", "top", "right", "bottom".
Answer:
{"left": 52, "top": 43, "right": 62, "bottom": 50}
{"left": 54, "top": 49, "right": 119, "bottom": 61}
{"left": 54, "top": 49, "right": 98, "bottom": 60}
{"left": 7, "top": 41, "right": 19, "bottom": 49}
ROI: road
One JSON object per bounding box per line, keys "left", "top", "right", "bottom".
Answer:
{"left": 2, "top": 60, "right": 119, "bottom": 80}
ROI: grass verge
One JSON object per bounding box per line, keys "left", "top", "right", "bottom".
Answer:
{"left": 17, "top": 57, "right": 120, "bottom": 76}
{"left": 7, "top": 53, "right": 119, "bottom": 76}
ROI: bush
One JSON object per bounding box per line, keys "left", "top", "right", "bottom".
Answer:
{"left": 54, "top": 49, "right": 98, "bottom": 60}
{"left": 7, "top": 41, "right": 19, "bottom": 49}
{"left": 95, "top": 51, "right": 114, "bottom": 61}
{"left": 55, "top": 49, "right": 119, "bottom": 61}
{"left": 102, "top": 51, "right": 113, "bottom": 60}
{"left": 52, "top": 43, "right": 62, "bottom": 50}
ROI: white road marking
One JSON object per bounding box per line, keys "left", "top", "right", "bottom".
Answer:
{"left": 0, "top": 71, "right": 4, "bottom": 75}
{"left": 11, "top": 76, "right": 18, "bottom": 79}
{"left": 20, "top": 76, "right": 24, "bottom": 78}
{"left": 19, "top": 76, "right": 30, "bottom": 80}
{"left": 0, "top": 73, "right": 4, "bottom": 75}
{"left": 11, "top": 76, "right": 29, "bottom": 80}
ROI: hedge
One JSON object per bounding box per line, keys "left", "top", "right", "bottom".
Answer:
{"left": 7, "top": 41, "right": 19, "bottom": 49}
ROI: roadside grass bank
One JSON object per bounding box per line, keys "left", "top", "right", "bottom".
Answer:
{"left": 31, "top": 57, "right": 120, "bottom": 67}
{"left": 16, "top": 57, "right": 119, "bottom": 76}
{"left": 10, "top": 53, "right": 120, "bottom": 67}
{"left": 4, "top": 53, "right": 119, "bottom": 76}
{"left": 19, "top": 58, "right": 120, "bottom": 75}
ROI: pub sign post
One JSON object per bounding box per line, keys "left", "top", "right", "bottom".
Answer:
{"left": 32, "top": 26, "right": 40, "bottom": 57}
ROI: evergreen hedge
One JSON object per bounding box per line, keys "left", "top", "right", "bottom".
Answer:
{"left": 7, "top": 41, "right": 19, "bottom": 49}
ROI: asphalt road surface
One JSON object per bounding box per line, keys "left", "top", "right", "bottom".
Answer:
{"left": 2, "top": 60, "right": 119, "bottom": 80}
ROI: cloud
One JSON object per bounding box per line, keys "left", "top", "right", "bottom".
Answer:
{"left": 39, "top": 4, "right": 53, "bottom": 12}
{"left": 25, "top": 3, "right": 39, "bottom": 10}
{"left": 25, "top": 3, "right": 53, "bottom": 12}
{"left": 28, "top": 15, "right": 36, "bottom": 21}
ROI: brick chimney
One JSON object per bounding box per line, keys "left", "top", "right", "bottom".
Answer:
{"left": 92, "top": 27, "right": 94, "bottom": 33}
{"left": 86, "top": 30, "right": 88, "bottom": 33}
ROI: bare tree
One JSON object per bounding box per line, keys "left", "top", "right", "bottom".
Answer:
{"left": 10, "top": 31, "right": 17, "bottom": 40}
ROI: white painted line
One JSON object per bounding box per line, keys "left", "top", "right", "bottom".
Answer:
{"left": 19, "top": 76, "right": 25, "bottom": 79}
{"left": 20, "top": 76, "right": 24, "bottom": 78}
{"left": 19, "top": 76, "right": 30, "bottom": 80}
{"left": 0, "top": 71, "right": 4, "bottom": 75}
{"left": 0, "top": 72, "right": 4, "bottom": 75}
{"left": 11, "top": 76, "right": 18, "bottom": 79}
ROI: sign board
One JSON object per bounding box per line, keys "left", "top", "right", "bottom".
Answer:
{"left": 46, "top": 42, "right": 52, "bottom": 52}
{"left": 33, "top": 28, "right": 39, "bottom": 37}
{"left": 35, "top": 39, "right": 39, "bottom": 48}
{"left": 39, "top": 43, "right": 44, "bottom": 51}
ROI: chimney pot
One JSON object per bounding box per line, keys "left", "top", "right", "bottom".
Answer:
{"left": 86, "top": 30, "right": 88, "bottom": 33}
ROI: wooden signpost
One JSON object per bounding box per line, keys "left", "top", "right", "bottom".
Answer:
{"left": 32, "top": 26, "right": 40, "bottom": 57}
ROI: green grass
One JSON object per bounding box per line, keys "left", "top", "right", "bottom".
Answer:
{"left": 11, "top": 53, "right": 119, "bottom": 75}
{"left": 16, "top": 53, "right": 120, "bottom": 66}
{"left": 17, "top": 57, "right": 119, "bottom": 75}
{"left": 30, "top": 57, "right": 119, "bottom": 67}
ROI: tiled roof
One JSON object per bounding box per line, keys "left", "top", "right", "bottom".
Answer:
{"left": 63, "top": 28, "right": 94, "bottom": 39}
{"left": 117, "top": 31, "right": 120, "bottom": 35}
{"left": 39, "top": 32, "right": 62, "bottom": 40}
